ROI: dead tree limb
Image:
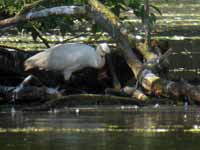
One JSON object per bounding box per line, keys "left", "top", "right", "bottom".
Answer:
{"left": 0, "top": 6, "right": 86, "bottom": 29}
{"left": 87, "top": 0, "right": 142, "bottom": 77}
{"left": 87, "top": 0, "right": 200, "bottom": 103}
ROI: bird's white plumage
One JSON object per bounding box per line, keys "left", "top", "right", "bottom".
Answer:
{"left": 24, "top": 43, "right": 110, "bottom": 80}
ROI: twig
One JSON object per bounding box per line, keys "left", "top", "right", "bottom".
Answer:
{"left": 31, "top": 23, "right": 50, "bottom": 48}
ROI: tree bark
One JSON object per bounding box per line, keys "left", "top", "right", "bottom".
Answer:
{"left": 87, "top": 0, "right": 142, "bottom": 77}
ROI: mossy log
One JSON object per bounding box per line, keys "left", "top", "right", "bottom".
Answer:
{"left": 23, "top": 94, "right": 144, "bottom": 110}
{"left": 23, "top": 93, "right": 178, "bottom": 111}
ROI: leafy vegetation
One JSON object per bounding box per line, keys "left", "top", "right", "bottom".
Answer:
{"left": 0, "top": 0, "right": 161, "bottom": 41}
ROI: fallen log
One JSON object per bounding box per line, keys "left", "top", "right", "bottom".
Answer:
{"left": 87, "top": 0, "right": 200, "bottom": 103}
{"left": 0, "top": 6, "right": 86, "bottom": 29}
{"left": 23, "top": 93, "right": 179, "bottom": 111}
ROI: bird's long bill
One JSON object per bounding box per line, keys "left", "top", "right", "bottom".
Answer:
{"left": 24, "top": 65, "right": 31, "bottom": 71}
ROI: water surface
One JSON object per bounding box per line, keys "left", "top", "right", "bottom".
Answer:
{"left": 0, "top": 106, "right": 200, "bottom": 150}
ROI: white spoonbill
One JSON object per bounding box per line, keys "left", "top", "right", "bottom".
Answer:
{"left": 24, "top": 43, "right": 110, "bottom": 80}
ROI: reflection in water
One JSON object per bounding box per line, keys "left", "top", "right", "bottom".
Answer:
{"left": 0, "top": 106, "right": 200, "bottom": 150}
{"left": 1, "top": 106, "right": 200, "bottom": 130}
{"left": 1, "top": 131, "right": 200, "bottom": 150}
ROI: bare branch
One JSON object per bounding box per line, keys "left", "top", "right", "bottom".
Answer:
{"left": 0, "top": 6, "right": 86, "bottom": 29}
{"left": 31, "top": 24, "right": 50, "bottom": 48}
{"left": 18, "top": 0, "right": 46, "bottom": 15}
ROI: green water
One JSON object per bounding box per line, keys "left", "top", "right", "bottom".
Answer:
{"left": 1, "top": 131, "right": 200, "bottom": 150}
{"left": 0, "top": 106, "right": 200, "bottom": 150}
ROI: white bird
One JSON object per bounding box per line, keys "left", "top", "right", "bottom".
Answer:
{"left": 24, "top": 43, "right": 110, "bottom": 80}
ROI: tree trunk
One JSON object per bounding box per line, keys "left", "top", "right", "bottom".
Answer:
{"left": 87, "top": 0, "right": 200, "bottom": 102}
{"left": 87, "top": 0, "right": 142, "bottom": 77}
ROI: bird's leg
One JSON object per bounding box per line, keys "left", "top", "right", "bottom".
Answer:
{"left": 63, "top": 64, "right": 82, "bottom": 81}
{"left": 63, "top": 70, "right": 72, "bottom": 81}
{"left": 61, "top": 70, "right": 77, "bottom": 93}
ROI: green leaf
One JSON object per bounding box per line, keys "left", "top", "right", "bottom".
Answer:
{"left": 149, "top": 13, "right": 157, "bottom": 25}
{"left": 150, "top": 4, "right": 162, "bottom": 15}
{"left": 119, "top": 3, "right": 127, "bottom": 10}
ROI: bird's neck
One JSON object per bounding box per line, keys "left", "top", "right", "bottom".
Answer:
{"left": 93, "top": 50, "right": 105, "bottom": 68}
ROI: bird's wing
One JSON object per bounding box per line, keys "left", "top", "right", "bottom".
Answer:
{"left": 48, "top": 43, "right": 95, "bottom": 70}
